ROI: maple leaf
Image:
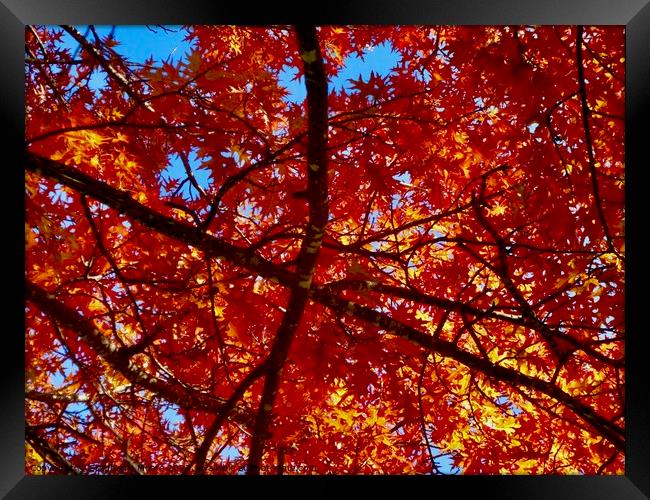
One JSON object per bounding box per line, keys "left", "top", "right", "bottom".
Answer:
{"left": 348, "top": 70, "right": 391, "bottom": 101}
{"left": 415, "top": 308, "right": 433, "bottom": 323}
{"left": 488, "top": 203, "right": 507, "bottom": 217}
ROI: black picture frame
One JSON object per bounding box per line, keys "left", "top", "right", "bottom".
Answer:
{"left": 3, "top": 1, "right": 648, "bottom": 498}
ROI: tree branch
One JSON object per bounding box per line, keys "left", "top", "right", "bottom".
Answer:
{"left": 246, "top": 24, "right": 330, "bottom": 475}
{"left": 575, "top": 26, "right": 615, "bottom": 252}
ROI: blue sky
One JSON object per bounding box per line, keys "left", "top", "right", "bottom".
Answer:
{"left": 64, "top": 25, "right": 191, "bottom": 64}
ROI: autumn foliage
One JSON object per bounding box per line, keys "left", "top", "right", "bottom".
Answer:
{"left": 25, "top": 25, "right": 625, "bottom": 475}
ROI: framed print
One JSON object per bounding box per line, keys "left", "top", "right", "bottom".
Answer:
{"left": 2, "top": 0, "right": 649, "bottom": 498}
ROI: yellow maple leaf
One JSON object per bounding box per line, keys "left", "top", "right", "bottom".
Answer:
{"left": 594, "top": 98, "right": 607, "bottom": 111}
{"left": 33, "top": 267, "right": 58, "bottom": 284}
{"left": 113, "top": 132, "right": 128, "bottom": 143}
{"left": 82, "top": 130, "right": 106, "bottom": 148}
{"left": 415, "top": 308, "right": 433, "bottom": 322}
{"left": 228, "top": 36, "right": 242, "bottom": 55}
{"left": 87, "top": 298, "right": 107, "bottom": 313}
{"left": 333, "top": 408, "right": 357, "bottom": 429}
{"left": 453, "top": 131, "right": 468, "bottom": 145}
{"left": 514, "top": 458, "right": 539, "bottom": 474}
{"left": 490, "top": 413, "right": 520, "bottom": 434}
{"left": 329, "top": 383, "right": 348, "bottom": 406}
{"left": 365, "top": 407, "right": 387, "bottom": 427}
{"left": 135, "top": 191, "right": 148, "bottom": 204}
{"left": 488, "top": 203, "right": 507, "bottom": 217}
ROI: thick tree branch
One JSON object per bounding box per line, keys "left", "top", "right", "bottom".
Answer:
{"left": 246, "top": 24, "right": 330, "bottom": 475}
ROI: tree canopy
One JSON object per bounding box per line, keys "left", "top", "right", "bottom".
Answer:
{"left": 25, "top": 25, "right": 625, "bottom": 475}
